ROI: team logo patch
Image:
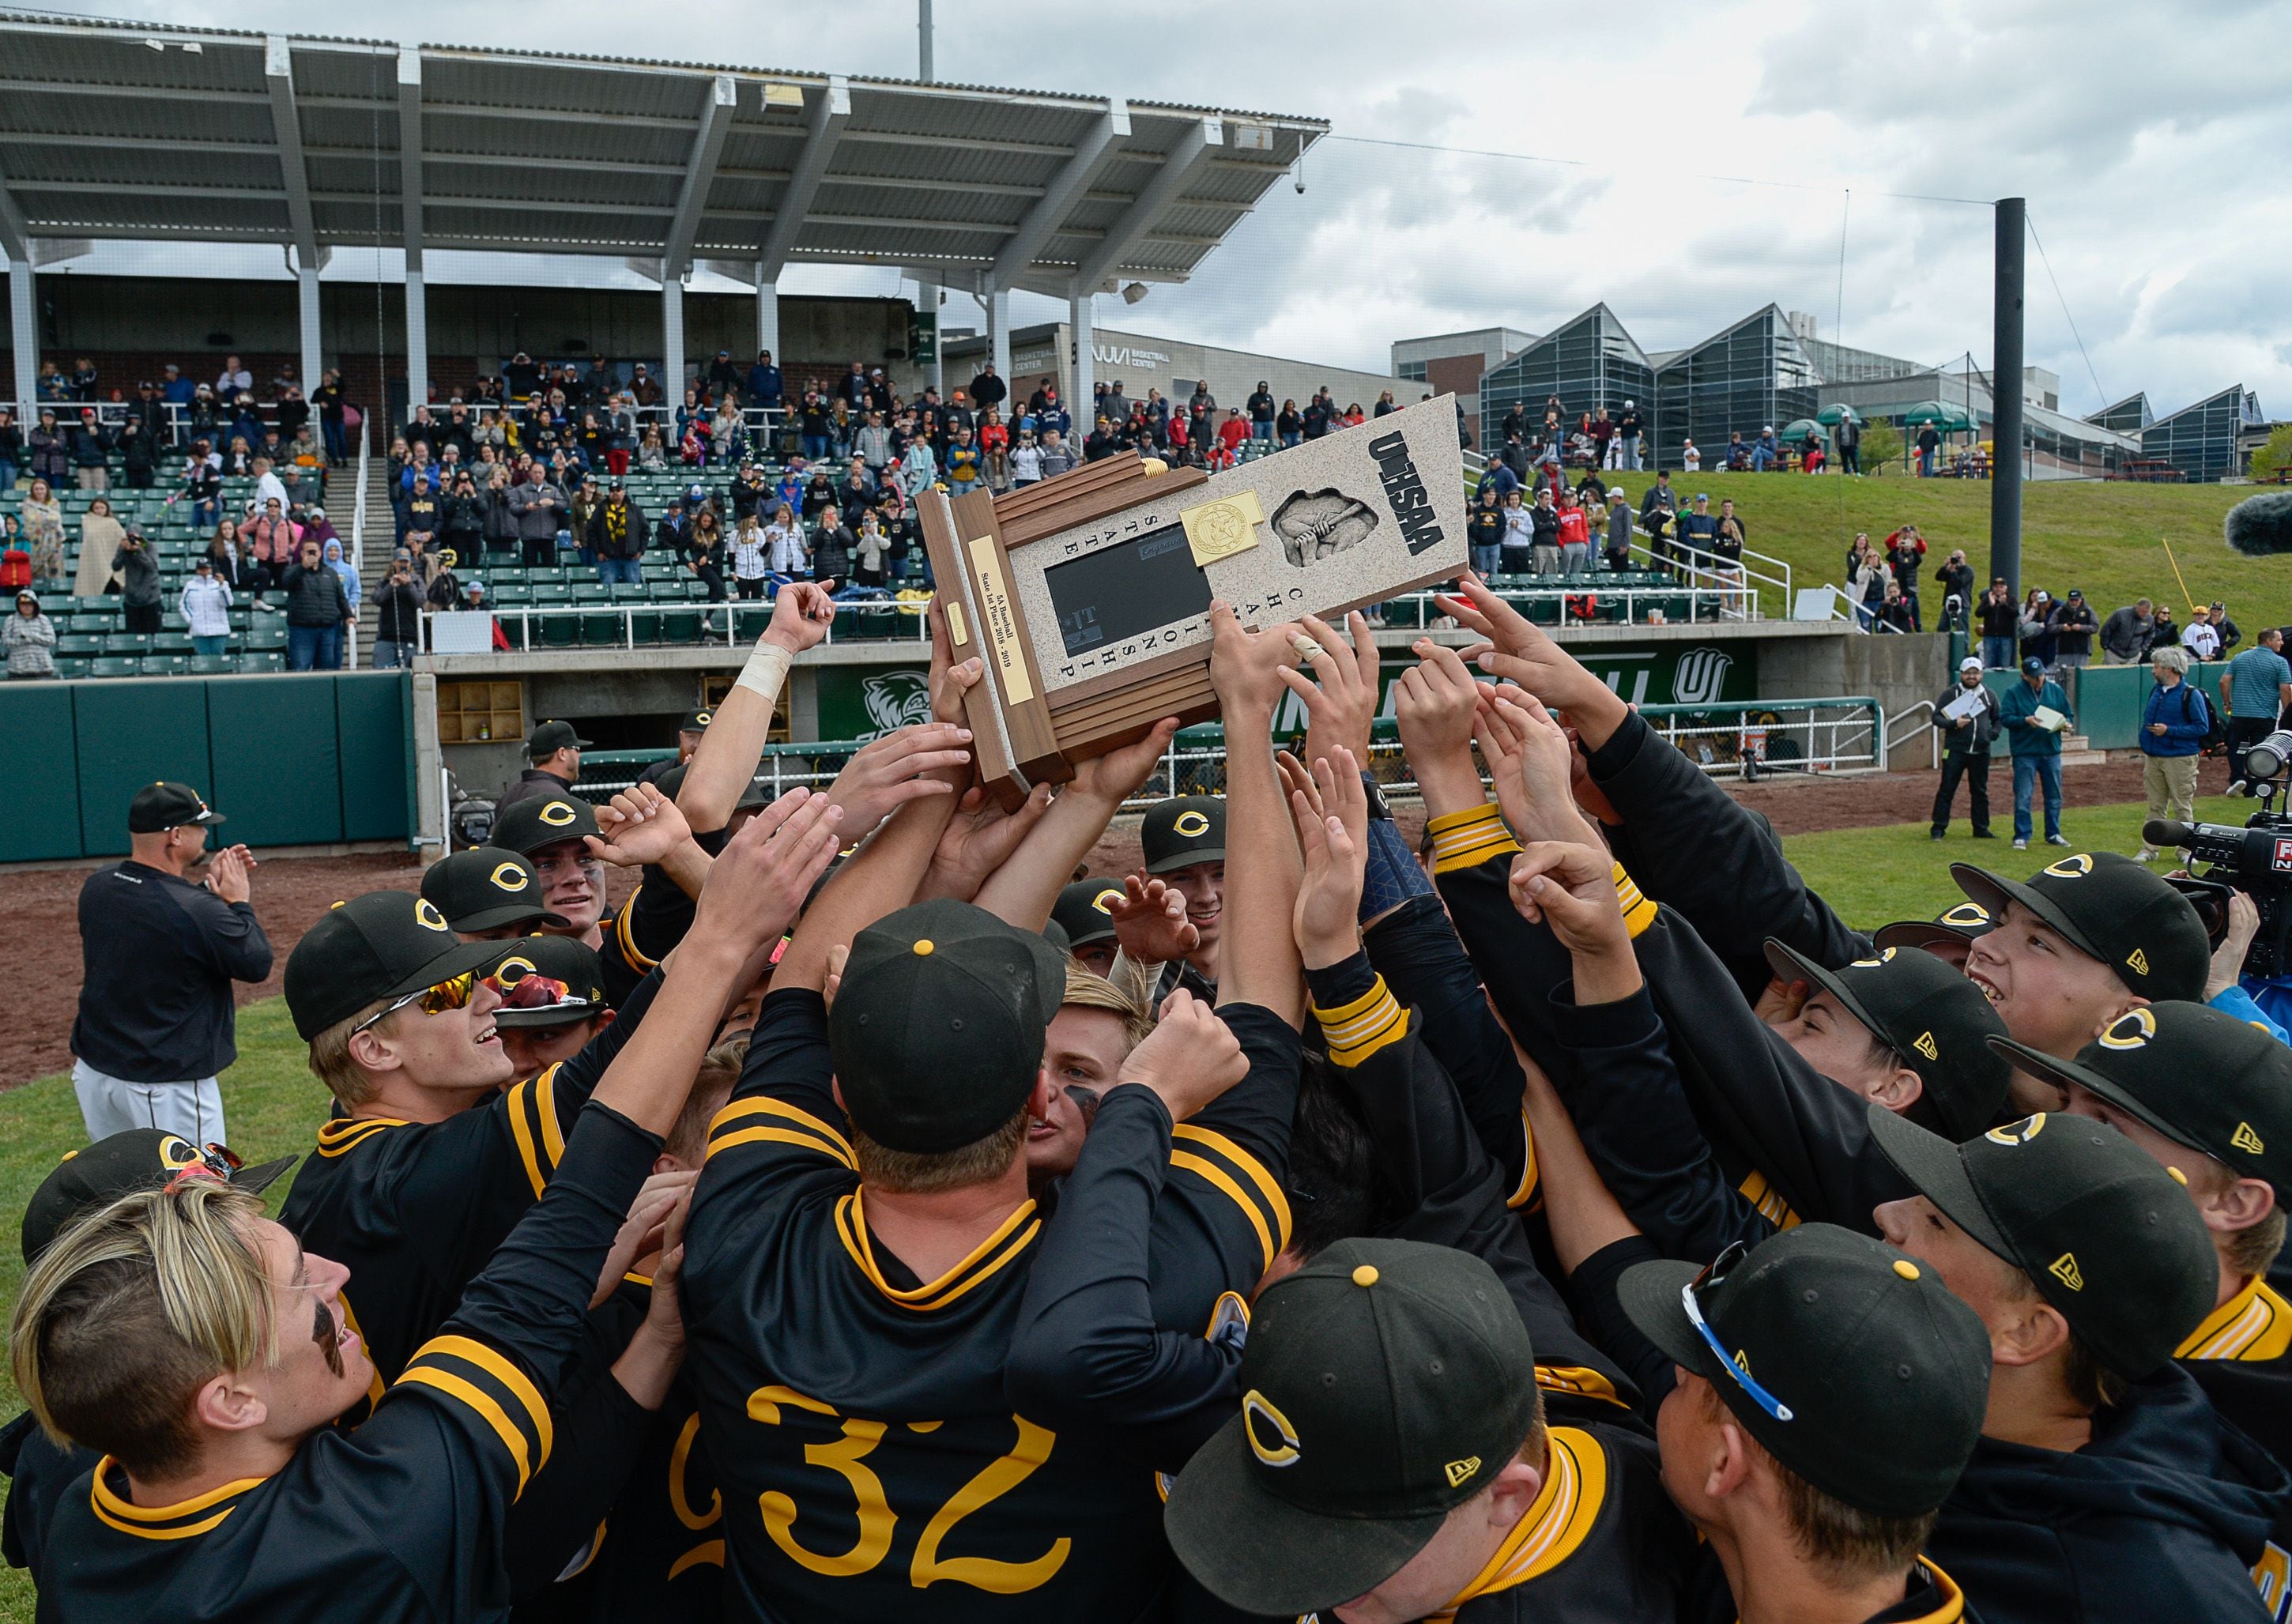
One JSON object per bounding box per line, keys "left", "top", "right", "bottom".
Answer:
{"left": 1913, "top": 1031, "right": 1940, "bottom": 1062}
{"left": 1851, "top": 948, "right": 1899, "bottom": 968}
{"left": 1171, "top": 810, "right": 1212, "bottom": 839}
{"left": 2044, "top": 853, "right": 2094, "bottom": 879}
{"left": 1941, "top": 902, "right": 1992, "bottom": 928}
{"left": 489, "top": 861, "right": 528, "bottom": 893}
{"left": 493, "top": 955, "right": 538, "bottom": 985}
{"left": 1091, "top": 887, "right": 1121, "bottom": 915}
{"left": 2099, "top": 1008, "right": 2156, "bottom": 1050}
{"left": 1243, "top": 1389, "right": 1301, "bottom": 1468}
{"left": 694, "top": 710, "right": 712, "bottom": 725}
{"left": 2124, "top": 948, "right": 2151, "bottom": 978}
{"left": 156, "top": 1135, "right": 200, "bottom": 1170}
{"left": 1986, "top": 1113, "right": 2048, "bottom": 1146}
{"left": 414, "top": 899, "right": 451, "bottom": 933}
{"left": 2048, "top": 1252, "right": 2084, "bottom": 1291}
{"left": 539, "top": 801, "right": 579, "bottom": 827}
{"left": 1444, "top": 1456, "right": 1482, "bottom": 1488}
{"left": 2233, "top": 1121, "right": 2267, "bottom": 1156}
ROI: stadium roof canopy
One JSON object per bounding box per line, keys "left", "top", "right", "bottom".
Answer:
{"left": 0, "top": 12, "right": 1326, "bottom": 297}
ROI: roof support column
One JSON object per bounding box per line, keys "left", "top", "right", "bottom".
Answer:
{"left": 404, "top": 270, "right": 428, "bottom": 414}
{"left": 919, "top": 277, "right": 942, "bottom": 396}
{"left": 398, "top": 47, "right": 427, "bottom": 417}
{"left": 1069, "top": 291, "right": 1093, "bottom": 425}
{"left": 297, "top": 266, "right": 322, "bottom": 404}
{"left": 663, "top": 279, "right": 687, "bottom": 405}
{"left": 755, "top": 271, "right": 779, "bottom": 368}
{"left": 986, "top": 287, "right": 1010, "bottom": 394}
{"left": 9, "top": 257, "right": 33, "bottom": 413}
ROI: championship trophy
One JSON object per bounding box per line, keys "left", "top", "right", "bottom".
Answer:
{"left": 919, "top": 394, "right": 1468, "bottom": 805}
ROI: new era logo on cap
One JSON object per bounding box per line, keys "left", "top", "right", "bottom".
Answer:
{"left": 2049, "top": 1253, "right": 2084, "bottom": 1291}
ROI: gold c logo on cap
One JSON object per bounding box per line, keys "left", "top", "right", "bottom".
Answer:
{"left": 2048, "top": 1253, "right": 2085, "bottom": 1291}
{"left": 157, "top": 1136, "right": 199, "bottom": 1170}
{"left": 1172, "top": 810, "right": 1212, "bottom": 838}
{"left": 695, "top": 710, "right": 712, "bottom": 725}
{"left": 2044, "top": 853, "right": 2094, "bottom": 879}
{"left": 2099, "top": 1008, "right": 2156, "bottom": 1050}
{"left": 1091, "top": 887, "right": 1121, "bottom": 914}
{"left": 1444, "top": 1456, "right": 1482, "bottom": 1488}
{"left": 1242, "top": 1389, "right": 1301, "bottom": 1468}
{"left": 1942, "top": 902, "right": 1991, "bottom": 928}
{"left": 1913, "top": 1031, "right": 1940, "bottom": 1061}
{"left": 414, "top": 899, "right": 450, "bottom": 933}
{"left": 494, "top": 955, "right": 537, "bottom": 985}
{"left": 2124, "top": 948, "right": 2150, "bottom": 978}
{"left": 2233, "top": 1122, "right": 2267, "bottom": 1156}
{"left": 489, "top": 861, "right": 528, "bottom": 892}
{"left": 539, "top": 801, "right": 578, "bottom": 827}
{"left": 1985, "top": 1113, "right": 2048, "bottom": 1146}
{"left": 1851, "top": 948, "right": 1899, "bottom": 968}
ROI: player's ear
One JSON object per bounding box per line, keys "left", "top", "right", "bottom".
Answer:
{"left": 2200, "top": 1175, "right": 2277, "bottom": 1236}
{"left": 1990, "top": 1294, "right": 2071, "bottom": 1369}
{"left": 1705, "top": 1418, "right": 1755, "bottom": 1502}
{"left": 194, "top": 1372, "right": 267, "bottom": 1435}
{"left": 1869, "top": 1066, "right": 1924, "bottom": 1114}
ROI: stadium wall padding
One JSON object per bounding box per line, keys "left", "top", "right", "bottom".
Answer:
{"left": 2, "top": 673, "right": 414, "bottom": 862}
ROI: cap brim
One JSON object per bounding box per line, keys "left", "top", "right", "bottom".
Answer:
{"left": 1950, "top": 864, "right": 2101, "bottom": 963}
{"left": 492, "top": 1001, "right": 604, "bottom": 1030}
{"left": 1762, "top": 939, "right": 1888, "bottom": 1044}
{"left": 1614, "top": 1257, "right": 1710, "bottom": 1375}
{"left": 381, "top": 936, "right": 518, "bottom": 1004}
{"left": 1064, "top": 925, "right": 1117, "bottom": 950}
{"left": 446, "top": 904, "right": 570, "bottom": 934}
{"left": 1145, "top": 846, "right": 1224, "bottom": 876}
{"left": 1864, "top": 1104, "right": 2014, "bottom": 1261}
{"left": 1872, "top": 920, "right": 1983, "bottom": 953}
{"left": 1163, "top": 1415, "right": 1449, "bottom": 1617}
{"left": 191, "top": 809, "right": 227, "bottom": 827}
{"left": 229, "top": 1153, "right": 298, "bottom": 1195}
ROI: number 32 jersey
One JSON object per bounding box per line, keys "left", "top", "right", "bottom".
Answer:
{"left": 684, "top": 989, "right": 1298, "bottom": 1624}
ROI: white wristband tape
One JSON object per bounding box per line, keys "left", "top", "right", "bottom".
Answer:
{"left": 736, "top": 640, "right": 794, "bottom": 701}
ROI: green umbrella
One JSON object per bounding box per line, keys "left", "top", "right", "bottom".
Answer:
{"left": 1781, "top": 417, "right": 1827, "bottom": 443}
{"left": 1900, "top": 400, "right": 1951, "bottom": 424}
{"left": 1815, "top": 404, "right": 1857, "bottom": 425}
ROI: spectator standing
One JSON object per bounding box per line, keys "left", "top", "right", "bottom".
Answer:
{"left": 244, "top": 498, "right": 299, "bottom": 592}
{"left": 1931, "top": 654, "right": 2000, "bottom": 838}
{"left": 1466, "top": 486, "right": 1502, "bottom": 577}
{"left": 586, "top": 479, "right": 648, "bottom": 586}
{"left": 0, "top": 522, "right": 27, "bottom": 591}
{"left": 1603, "top": 485, "right": 1633, "bottom": 571}
{"left": 70, "top": 781, "right": 270, "bottom": 1142}
{"left": 1834, "top": 408, "right": 1861, "bottom": 474}
{"left": 2017, "top": 588, "right": 2056, "bottom": 669}
{"left": 729, "top": 511, "right": 774, "bottom": 599}
{"left": 5, "top": 589, "right": 56, "bottom": 677}
{"left": 73, "top": 496, "right": 125, "bottom": 599}
{"left": 1008, "top": 430, "right": 1043, "bottom": 488}
{"left": 1555, "top": 488, "right": 1590, "bottom": 576}
{"left": 2136, "top": 645, "right": 2211, "bottom": 861}
{"left": 1276, "top": 398, "right": 1302, "bottom": 447}
{"left": 1037, "top": 428, "right": 1077, "bottom": 478}
{"left": 26, "top": 407, "right": 69, "bottom": 489}
{"left": 1489, "top": 489, "right": 1526, "bottom": 575}
{"left": 507, "top": 464, "right": 564, "bottom": 568}
{"left": 2101, "top": 596, "right": 2155, "bottom": 665}
{"left": 685, "top": 507, "right": 729, "bottom": 601}
{"left": 69, "top": 409, "right": 110, "bottom": 492}
{"left": 897, "top": 435, "right": 936, "bottom": 502}
{"left": 1915, "top": 420, "right": 1941, "bottom": 475}
{"left": 2210, "top": 600, "right": 2241, "bottom": 655}
{"left": 762, "top": 503, "right": 807, "bottom": 582}
{"left": 811, "top": 507, "right": 854, "bottom": 592}
{"left": 322, "top": 538, "right": 361, "bottom": 627}
{"left": 1932, "top": 548, "right": 1974, "bottom": 624}
{"left": 0, "top": 406, "right": 19, "bottom": 490}
{"left": 2048, "top": 588, "right": 2098, "bottom": 672}
{"left": 281, "top": 536, "right": 353, "bottom": 670}
{"left": 179, "top": 556, "right": 233, "bottom": 658}
{"left": 2001, "top": 654, "right": 2073, "bottom": 848}
{"left": 113, "top": 526, "right": 161, "bottom": 635}
{"left": 1615, "top": 398, "right": 1644, "bottom": 469}
{"left": 116, "top": 418, "right": 157, "bottom": 489}
{"left": 2181, "top": 605, "right": 2222, "bottom": 663}
{"left": 370, "top": 550, "right": 424, "bottom": 669}
{"left": 2225, "top": 627, "right": 2292, "bottom": 786}
{"left": 2150, "top": 602, "right": 2181, "bottom": 655}
{"left": 1246, "top": 381, "right": 1275, "bottom": 443}
{"left": 21, "top": 477, "right": 65, "bottom": 593}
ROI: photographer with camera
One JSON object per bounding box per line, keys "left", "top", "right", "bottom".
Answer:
{"left": 2226, "top": 627, "right": 2292, "bottom": 789}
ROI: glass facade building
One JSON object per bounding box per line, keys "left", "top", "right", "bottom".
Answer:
{"left": 2087, "top": 393, "right": 2152, "bottom": 434}
{"left": 2141, "top": 386, "right": 2263, "bottom": 482}
{"left": 1652, "top": 305, "right": 1819, "bottom": 469}
{"left": 1477, "top": 305, "right": 1653, "bottom": 450}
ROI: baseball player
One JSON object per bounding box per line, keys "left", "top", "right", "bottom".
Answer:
{"left": 1050, "top": 877, "right": 1126, "bottom": 979}
{"left": 420, "top": 846, "right": 568, "bottom": 940}
{"left": 1135, "top": 793, "right": 1227, "bottom": 1000}
{"left": 489, "top": 934, "right": 614, "bottom": 1086}
{"left": 637, "top": 707, "right": 714, "bottom": 789}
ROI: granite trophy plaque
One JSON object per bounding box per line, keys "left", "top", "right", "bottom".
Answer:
{"left": 919, "top": 393, "right": 1468, "bottom": 806}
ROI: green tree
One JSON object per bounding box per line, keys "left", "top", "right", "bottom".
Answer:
{"left": 2249, "top": 424, "right": 2292, "bottom": 483}
{"left": 1858, "top": 417, "right": 1904, "bottom": 473}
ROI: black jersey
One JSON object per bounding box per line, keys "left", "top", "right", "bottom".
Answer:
{"left": 0, "top": 1411, "right": 88, "bottom": 1582}
{"left": 278, "top": 970, "right": 660, "bottom": 1383}
{"left": 683, "top": 987, "right": 1297, "bottom": 1624}
{"left": 2180, "top": 1271, "right": 2292, "bottom": 1481}
{"left": 34, "top": 1104, "right": 657, "bottom": 1623}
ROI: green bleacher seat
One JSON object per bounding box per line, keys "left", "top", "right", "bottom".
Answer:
{"left": 609, "top": 584, "right": 648, "bottom": 605}
{"left": 492, "top": 583, "right": 532, "bottom": 607}
{"left": 238, "top": 650, "right": 285, "bottom": 674}
{"left": 628, "top": 609, "right": 663, "bottom": 644}
{"left": 90, "top": 656, "right": 141, "bottom": 679}
{"left": 160, "top": 612, "right": 188, "bottom": 632}
{"left": 104, "top": 632, "right": 153, "bottom": 655}
{"left": 141, "top": 653, "right": 189, "bottom": 677}
{"left": 188, "top": 654, "right": 236, "bottom": 676}
{"left": 659, "top": 607, "right": 701, "bottom": 643}
{"left": 74, "top": 595, "right": 112, "bottom": 614}
{"left": 572, "top": 582, "right": 610, "bottom": 603}
{"left": 66, "top": 612, "right": 109, "bottom": 635}
{"left": 55, "top": 633, "right": 101, "bottom": 658}
{"left": 848, "top": 607, "right": 897, "bottom": 640}
{"left": 579, "top": 608, "right": 624, "bottom": 646}
{"left": 530, "top": 614, "right": 575, "bottom": 649}
{"left": 155, "top": 633, "right": 194, "bottom": 655}
{"left": 52, "top": 656, "right": 90, "bottom": 680}
{"left": 246, "top": 620, "right": 287, "bottom": 650}
{"left": 228, "top": 608, "right": 250, "bottom": 629}
{"left": 532, "top": 583, "right": 572, "bottom": 606}
{"left": 734, "top": 605, "right": 774, "bottom": 641}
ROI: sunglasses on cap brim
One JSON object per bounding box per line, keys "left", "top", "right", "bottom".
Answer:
{"left": 165, "top": 1140, "right": 251, "bottom": 1188}
{"left": 351, "top": 968, "right": 485, "bottom": 1034}
{"left": 1682, "top": 1239, "right": 1794, "bottom": 1422}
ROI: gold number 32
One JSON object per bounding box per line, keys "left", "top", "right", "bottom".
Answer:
{"left": 748, "top": 1385, "right": 1072, "bottom": 1593}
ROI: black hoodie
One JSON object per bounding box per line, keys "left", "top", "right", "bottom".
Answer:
{"left": 1929, "top": 1364, "right": 2290, "bottom": 1624}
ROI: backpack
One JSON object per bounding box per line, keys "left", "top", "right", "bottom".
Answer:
{"left": 2177, "top": 681, "right": 2229, "bottom": 754}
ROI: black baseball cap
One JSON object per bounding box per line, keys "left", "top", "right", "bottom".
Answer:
{"left": 127, "top": 781, "right": 224, "bottom": 834}
{"left": 1993, "top": 1002, "right": 2292, "bottom": 1204}
{"left": 420, "top": 849, "right": 568, "bottom": 935}
{"left": 1165, "top": 1238, "right": 1540, "bottom": 1616}
{"left": 527, "top": 718, "right": 593, "bottom": 759}
{"left": 22, "top": 1131, "right": 296, "bottom": 1264}
{"left": 284, "top": 891, "right": 507, "bottom": 1040}
{"left": 1873, "top": 899, "right": 1996, "bottom": 956}
{"left": 1141, "top": 796, "right": 1225, "bottom": 874}
{"left": 680, "top": 707, "right": 714, "bottom": 735}
{"left": 1763, "top": 940, "right": 2010, "bottom": 1139}
{"left": 829, "top": 899, "right": 1066, "bottom": 1154}
{"left": 489, "top": 793, "right": 601, "bottom": 856}
{"left": 1051, "top": 879, "right": 1125, "bottom": 951}
{"left": 1618, "top": 1224, "right": 1990, "bottom": 1517}
{"left": 2021, "top": 656, "right": 2045, "bottom": 676}
{"left": 1952, "top": 852, "right": 2209, "bottom": 1001}
{"left": 1868, "top": 1104, "right": 2218, "bottom": 1377}
{"left": 488, "top": 935, "right": 609, "bottom": 1029}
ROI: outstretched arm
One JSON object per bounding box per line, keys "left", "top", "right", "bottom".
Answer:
{"left": 1208, "top": 601, "right": 1304, "bottom": 1025}
{"left": 676, "top": 582, "right": 834, "bottom": 835}
{"left": 973, "top": 718, "right": 1179, "bottom": 930}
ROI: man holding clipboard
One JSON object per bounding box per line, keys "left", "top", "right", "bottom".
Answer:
{"left": 1932, "top": 654, "right": 2003, "bottom": 840}
{"left": 2001, "top": 654, "right": 2076, "bottom": 849}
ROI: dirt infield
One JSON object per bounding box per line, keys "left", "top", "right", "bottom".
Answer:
{"left": 0, "top": 753, "right": 2226, "bottom": 1089}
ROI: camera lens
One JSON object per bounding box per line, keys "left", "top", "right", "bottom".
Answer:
{"left": 2250, "top": 730, "right": 2292, "bottom": 782}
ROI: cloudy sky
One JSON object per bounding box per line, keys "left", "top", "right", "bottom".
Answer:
{"left": 32, "top": 0, "right": 2288, "bottom": 417}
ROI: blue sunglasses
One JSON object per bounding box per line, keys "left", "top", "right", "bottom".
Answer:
{"left": 1681, "top": 1240, "right": 1794, "bottom": 1423}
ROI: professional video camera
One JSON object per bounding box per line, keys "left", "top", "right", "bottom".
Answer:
{"left": 2146, "top": 729, "right": 2292, "bottom": 978}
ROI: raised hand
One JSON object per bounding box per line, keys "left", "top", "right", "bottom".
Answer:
{"left": 928, "top": 594, "right": 985, "bottom": 725}
{"left": 1208, "top": 599, "right": 1301, "bottom": 719}
{"left": 587, "top": 782, "right": 696, "bottom": 869}
{"left": 1069, "top": 716, "right": 1180, "bottom": 805}
{"left": 1506, "top": 839, "right": 1630, "bottom": 960}
{"left": 1476, "top": 688, "right": 1593, "bottom": 847}
{"left": 1436, "top": 575, "right": 1625, "bottom": 743}
{"left": 1280, "top": 747, "right": 1369, "bottom": 969}
{"left": 1114, "top": 986, "right": 1248, "bottom": 1121}
{"left": 764, "top": 579, "right": 836, "bottom": 653}
{"left": 203, "top": 844, "right": 253, "bottom": 905}
{"left": 1395, "top": 639, "right": 1488, "bottom": 816}
{"left": 920, "top": 782, "right": 1053, "bottom": 903}
{"left": 688, "top": 786, "right": 845, "bottom": 963}
{"left": 824, "top": 722, "right": 972, "bottom": 835}
{"left": 1110, "top": 874, "right": 1199, "bottom": 966}
{"left": 591, "top": 1171, "right": 694, "bottom": 1308}
{"left": 1280, "top": 611, "right": 1379, "bottom": 771}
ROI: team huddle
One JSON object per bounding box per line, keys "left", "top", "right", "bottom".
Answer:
{"left": 6, "top": 573, "right": 2290, "bottom": 1624}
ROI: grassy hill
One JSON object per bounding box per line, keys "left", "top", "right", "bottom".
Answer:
{"left": 1583, "top": 469, "right": 2278, "bottom": 624}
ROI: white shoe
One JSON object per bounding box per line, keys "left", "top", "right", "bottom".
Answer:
{"left": 2012, "top": 838, "right": 2028, "bottom": 850}
{"left": 2136, "top": 846, "right": 2158, "bottom": 862}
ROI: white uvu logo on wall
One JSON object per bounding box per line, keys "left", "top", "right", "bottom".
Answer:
{"left": 859, "top": 670, "right": 934, "bottom": 738}
{"left": 1672, "top": 647, "right": 1735, "bottom": 707}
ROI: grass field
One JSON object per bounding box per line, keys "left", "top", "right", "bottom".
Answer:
{"left": 1587, "top": 469, "right": 2281, "bottom": 626}
{"left": 0, "top": 792, "right": 2250, "bottom": 1618}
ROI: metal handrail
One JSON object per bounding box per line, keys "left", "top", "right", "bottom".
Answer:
{"left": 1888, "top": 699, "right": 1940, "bottom": 769}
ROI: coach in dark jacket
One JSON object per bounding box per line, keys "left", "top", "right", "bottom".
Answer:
{"left": 70, "top": 781, "right": 270, "bottom": 1144}
{"left": 280, "top": 538, "right": 353, "bottom": 670}
{"left": 585, "top": 483, "right": 648, "bottom": 585}
{"left": 1931, "top": 658, "right": 2000, "bottom": 839}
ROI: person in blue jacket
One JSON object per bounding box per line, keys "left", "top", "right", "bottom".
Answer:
{"left": 2000, "top": 656, "right": 2075, "bottom": 849}
{"left": 2136, "top": 645, "right": 2211, "bottom": 862}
